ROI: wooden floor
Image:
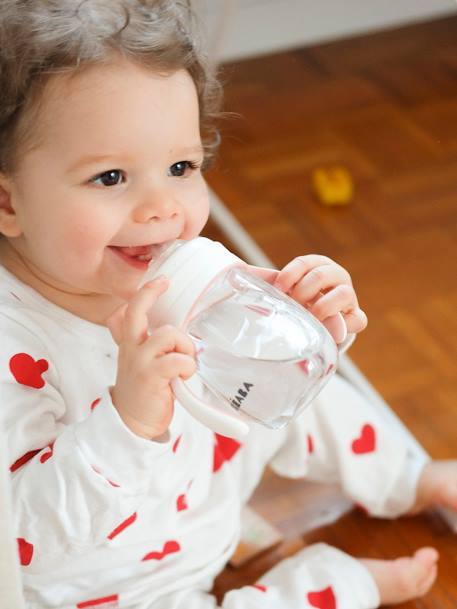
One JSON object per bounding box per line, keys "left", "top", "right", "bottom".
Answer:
{"left": 203, "top": 15, "right": 457, "bottom": 607}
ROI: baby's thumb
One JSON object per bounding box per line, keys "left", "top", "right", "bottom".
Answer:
{"left": 106, "top": 303, "right": 128, "bottom": 345}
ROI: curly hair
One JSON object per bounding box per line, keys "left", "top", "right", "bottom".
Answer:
{"left": 0, "top": 0, "right": 222, "bottom": 173}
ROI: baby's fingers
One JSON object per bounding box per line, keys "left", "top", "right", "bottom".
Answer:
{"left": 275, "top": 256, "right": 352, "bottom": 302}
{"left": 155, "top": 352, "right": 197, "bottom": 381}
{"left": 310, "top": 286, "right": 367, "bottom": 334}
{"left": 341, "top": 308, "right": 368, "bottom": 334}
{"left": 274, "top": 255, "right": 340, "bottom": 292}
{"left": 290, "top": 265, "right": 352, "bottom": 305}
{"left": 146, "top": 325, "right": 195, "bottom": 358}
{"left": 123, "top": 277, "right": 169, "bottom": 344}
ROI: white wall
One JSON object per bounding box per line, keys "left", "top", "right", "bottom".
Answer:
{"left": 195, "top": 0, "right": 457, "bottom": 62}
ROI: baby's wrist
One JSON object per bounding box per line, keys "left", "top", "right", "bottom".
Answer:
{"left": 110, "top": 389, "right": 170, "bottom": 441}
{"left": 117, "top": 408, "right": 170, "bottom": 442}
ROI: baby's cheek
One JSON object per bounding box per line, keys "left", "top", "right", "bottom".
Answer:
{"left": 182, "top": 188, "right": 210, "bottom": 238}
{"left": 59, "top": 221, "right": 107, "bottom": 263}
{"left": 77, "top": 214, "right": 109, "bottom": 243}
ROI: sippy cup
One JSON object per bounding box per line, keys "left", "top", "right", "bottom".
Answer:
{"left": 144, "top": 238, "right": 346, "bottom": 439}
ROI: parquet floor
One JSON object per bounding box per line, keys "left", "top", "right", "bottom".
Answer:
{"left": 203, "top": 15, "right": 457, "bottom": 607}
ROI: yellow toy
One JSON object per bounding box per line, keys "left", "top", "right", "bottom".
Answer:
{"left": 312, "top": 166, "right": 354, "bottom": 206}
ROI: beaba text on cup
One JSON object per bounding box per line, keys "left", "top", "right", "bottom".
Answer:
{"left": 144, "top": 237, "right": 346, "bottom": 439}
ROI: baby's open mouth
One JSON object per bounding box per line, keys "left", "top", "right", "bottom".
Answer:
{"left": 109, "top": 241, "right": 172, "bottom": 263}
{"left": 114, "top": 245, "right": 154, "bottom": 262}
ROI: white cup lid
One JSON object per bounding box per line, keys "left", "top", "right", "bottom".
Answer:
{"left": 143, "top": 237, "right": 244, "bottom": 328}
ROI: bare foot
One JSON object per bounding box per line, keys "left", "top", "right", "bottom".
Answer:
{"left": 360, "top": 547, "right": 439, "bottom": 606}
{"left": 410, "top": 460, "right": 457, "bottom": 514}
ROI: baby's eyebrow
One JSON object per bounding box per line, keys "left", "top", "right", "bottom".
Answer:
{"left": 67, "top": 154, "right": 122, "bottom": 174}
{"left": 67, "top": 144, "right": 204, "bottom": 174}
{"left": 173, "top": 144, "right": 204, "bottom": 156}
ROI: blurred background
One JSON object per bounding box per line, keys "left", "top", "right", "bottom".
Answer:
{"left": 192, "top": 2, "right": 457, "bottom": 606}
{"left": 196, "top": 0, "right": 457, "bottom": 62}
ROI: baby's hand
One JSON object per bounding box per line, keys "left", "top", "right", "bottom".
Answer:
{"left": 107, "top": 277, "right": 196, "bottom": 440}
{"left": 250, "top": 255, "right": 367, "bottom": 337}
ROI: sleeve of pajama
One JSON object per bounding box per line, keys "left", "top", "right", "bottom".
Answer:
{"left": 0, "top": 319, "right": 170, "bottom": 573}
{"left": 145, "top": 544, "right": 379, "bottom": 609}
{"left": 269, "top": 373, "right": 429, "bottom": 517}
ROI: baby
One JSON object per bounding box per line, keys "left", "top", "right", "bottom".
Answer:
{"left": 0, "top": 2, "right": 456, "bottom": 608}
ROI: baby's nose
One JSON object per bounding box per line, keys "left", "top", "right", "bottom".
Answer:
{"left": 134, "top": 198, "right": 180, "bottom": 223}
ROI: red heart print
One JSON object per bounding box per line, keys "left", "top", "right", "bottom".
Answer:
{"left": 9, "top": 353, "right": 49, "bottom": 389}
{"left": 91, "top": 398, "right": 101, "bottom": 411}
{"left": 142, "top": 540, "right": 180, "bottom": 561}
{"left": 307, "top": 434, "right": 314, "bottom": 454}
{"left": 107, "top": 512, "right": 137, "bottom": 540}
{"left": 91, "top": 465, "right": 120, "bottom": 488}
{"left": 307, "top": 586, "right": 336, "bottom": 609}
{"left": 176, "top": 493, "right": 188, "bottom": 512}
{"left": 39, "top": 441, "right": 55, "bottom": 464}
{"left": 10, "top": 449, "right": 41, "bottom": 472}
{"left": 351, "top": 423, "right": 376, "bottom": 454}
{"left": 213, "top": 433, "right": 241, "bottom": 472}
{"left": 172, "top": 434, "right": 182, "bottom": 454}
{"left": 17, "top": 537, "right": 34, "bottom": 566}
{"left": 252, "top": 584, "right": 267, "bottom": 592}
{"left": 76, "top": 594, "right": 119, "bottom": 608}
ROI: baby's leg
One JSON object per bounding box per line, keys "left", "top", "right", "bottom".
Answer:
{"left": 361, "top": 547, "right": 438, "bottom": 605}
{"left": 267, "top": 373, "right": 428, "bottom": 518}
{"left": 253, "top": 543, "right": 437, "bottom": 608}
{"left": 215, "top": 386, "right": 439, "bottom": 608}
{"left": 136, "top": 546, "right": 437, "bottom": 609}
{"left": 409, "top": 460, "right": 457, "bottom": 514}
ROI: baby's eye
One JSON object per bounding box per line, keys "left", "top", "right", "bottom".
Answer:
{"left": 90, "top": 169, "right": 125, "bottom": 187}
{"left": 168, "top": 160, "right": 200, "bottom": 178}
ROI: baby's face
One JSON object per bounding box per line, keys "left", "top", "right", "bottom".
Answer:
{"left": 0, "top": 60, "right": 209, "bottom": 315}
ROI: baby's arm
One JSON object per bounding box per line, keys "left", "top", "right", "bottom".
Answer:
{"left": 1, "top": 316, "right": 176, "bottom": 575}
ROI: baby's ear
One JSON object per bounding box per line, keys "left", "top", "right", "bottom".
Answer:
{"left": 0, "top": 173, "right": 22, "bottom": 237}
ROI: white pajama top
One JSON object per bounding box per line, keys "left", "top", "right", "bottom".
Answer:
{"left": 0, "top": 265, "right": 427, "bottom": 609}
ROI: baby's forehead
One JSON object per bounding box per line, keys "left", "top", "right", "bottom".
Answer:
{"left": 29, "top": 64, "right": 200, "bottom": 159}
{"left": 39, "top": 62, "right": 195, "bottom": 121}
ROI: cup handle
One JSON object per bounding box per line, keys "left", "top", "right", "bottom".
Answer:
{"left": 171, "top": 377, "right": 250, "bottom": 439}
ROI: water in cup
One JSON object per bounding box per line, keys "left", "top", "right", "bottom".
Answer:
{"left": 187, "top": 267, "right": 338, "bottom": 429}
